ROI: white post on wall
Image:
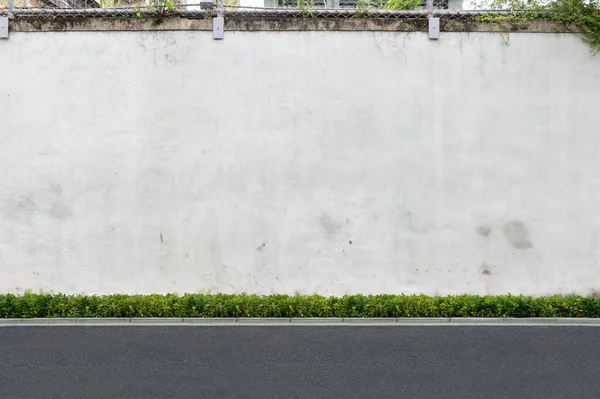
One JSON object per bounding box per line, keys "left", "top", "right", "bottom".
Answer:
{"left": 0, "top": 16, "right": 8, "bottom": 39}
{"left": 0, "top": 0, "right": 9, "bottom": 40}
{"left": 213, "top": 0, "right": 225, "bottom": 39}
{"left": 428, "top": 16, "right": 440, "bottom": 39}
{"left": 427, "top": 0, "right": 440, "bottom": 39}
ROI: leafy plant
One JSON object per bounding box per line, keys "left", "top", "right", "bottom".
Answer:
{"left": 475, "top": 0, "right": 600, "bottom": 54}
{"left": 137, "top": 0, "right": 178, "bottom": 19}
{"left": 384, "top": 0, "right": 421, "bottom": 10}
{"left": 356, "top": 0, "right": 378, "bottom": 17}
{"left": 356, "top": 0, "right": 420, "bottom": 9}
{"left": 548, "top": 0, "right": 600, "bottom": 54}
{"left": 99, "top": 0, "right": 122, "bottom": 7}
{"left": 298, "top": 0, "right": 317, "bottom": 17}
{"left": 3, "top": 293, "right": 600, "bottom": 318}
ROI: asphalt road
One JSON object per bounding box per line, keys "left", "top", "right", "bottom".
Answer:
{"left": 1, "top": 325, "right": 599, "bottom": 398}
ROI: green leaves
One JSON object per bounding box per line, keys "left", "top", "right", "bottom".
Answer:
{"left": 476, "top": 0, "right": 600, "bottom": 54}
{"left": 2, "top": 293, "right": 600, "bottom": 318}
{"left": 136, "top": 0, "right": 178, "bottom": 19}
{"left": 383, "top": 0, "right": 421, "bottom": 10}
{"left": 549, "top": 0, "right": 600, "bottom": 54}
{"left": 355, "top": 0, "right": 420, "bottom": 12}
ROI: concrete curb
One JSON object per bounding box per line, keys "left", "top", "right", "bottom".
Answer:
{"left": 2, "top": 317, "right": 600, "bottom": 326}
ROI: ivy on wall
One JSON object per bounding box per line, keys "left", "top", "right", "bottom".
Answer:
{"left": 475, "top": 0, "right": 600, "bottom": 54}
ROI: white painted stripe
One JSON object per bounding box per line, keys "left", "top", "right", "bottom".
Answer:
{"left": 1, "top": 318, "right": 600, "bottom": 327}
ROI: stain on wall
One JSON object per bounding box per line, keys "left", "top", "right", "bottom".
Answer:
{"left": 318, "top": 214, "right": 341, "bottom": 239}
{"left": 477, "top": 225, "right": 492, "bottom": 237}
{"left": 502, "top": 220, "right": 533, "bottom": 250}
{"left": 480, "top": 263, "right": 493, "bottom": 276}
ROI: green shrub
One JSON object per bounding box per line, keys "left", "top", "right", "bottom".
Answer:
{"left": 475, "top": 0, "right": 600, "bottom": 55}
{"left": 2, "top": 293, "right": 600, "bottom": 318}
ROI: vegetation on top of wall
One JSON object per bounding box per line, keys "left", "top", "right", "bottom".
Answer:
{"left": 2, "top": 293, "right": 600, "bottom": 318}
{"left": 355, "top": 0, "right": 421, "bottom": 12}
{"left": 136, "top": 0, "right": 178, "bottom": 19}
{"left": 353, "top": 0, "right": 600, "bottom": 54}
{"left": 99, "top": 0, "right": 122, "bottom": 7}
{"left": 379, "top": 0, "right": 421, "bottom": 10}
{"left": 475, "top": 0, "right": 600, "bottom": 54}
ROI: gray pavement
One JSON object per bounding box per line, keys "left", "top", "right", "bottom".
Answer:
{"left": 1, "top": 325, "right": 599, "bottom": 398}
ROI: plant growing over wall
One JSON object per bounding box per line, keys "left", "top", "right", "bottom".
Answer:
{"left": 356, "top": 0, "right": 376, "bottom": 16}
{"left": 476, "top": 0, "right": 600, "bottom": 54}
{"left": 548, "top": 0, "right": 600, "bottom": 54}
{"left": 383, "top": 0, "right": 420, "bottom": 10}
{"left": 356, "top": 0, "right": 420, "bottom": 17}
{"left": 99, "top": 0, "right": 122, "bottom": 7}
{"left": 298, "top": 0, "right": 317, "bottom": 17}
{"left": 136, "top": 0, "right": 178, "bottom": 19}
{"left": 359, "top": 0, "right": 420, "bottom": 9}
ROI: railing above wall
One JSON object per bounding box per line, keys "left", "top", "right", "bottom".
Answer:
{"left": 0, "top": 4, "right": 546, "bottom": 19}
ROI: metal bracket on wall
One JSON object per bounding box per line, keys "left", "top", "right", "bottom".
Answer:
{"left": 0, "top": 16, "right": 8, "bottom": 39}
{"left": 213, "top": 16, "right": 224, "bottom": 40}
{"left": 428, "top": 17, "right": 440, "bottom": 40}
{"left": 213, "top": 0, "right": 224, "bottom": 40}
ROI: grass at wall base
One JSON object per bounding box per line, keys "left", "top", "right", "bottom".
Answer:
{"left": 2, "top": 293, "right": 600, "bottom": 318}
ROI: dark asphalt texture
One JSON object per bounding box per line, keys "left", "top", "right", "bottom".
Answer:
{"left": 1, "top": 326, "right": 599, "bottom": 398}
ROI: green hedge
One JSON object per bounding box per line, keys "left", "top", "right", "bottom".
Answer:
{"left": 1, "top": 293, "right": 600, "bottom": 318}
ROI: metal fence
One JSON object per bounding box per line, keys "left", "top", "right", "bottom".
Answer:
{"left": 0, "top": 0, "right": 566, "bottom": 20}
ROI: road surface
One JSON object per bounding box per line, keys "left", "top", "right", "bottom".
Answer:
{"left": 1, "top": 324, "right": 599, "bottom": 398}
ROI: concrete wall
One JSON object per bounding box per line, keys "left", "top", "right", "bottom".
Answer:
{"left": 1, "top": 30, "right": 599, "bottom": 296}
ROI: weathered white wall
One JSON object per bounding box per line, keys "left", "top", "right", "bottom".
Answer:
{"left": 1, "top": 31, "right": 599, "bottom": 296}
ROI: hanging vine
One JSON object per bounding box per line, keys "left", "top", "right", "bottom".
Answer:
{"left": 476, "top": 0, "right": 600, "bottom": 54}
